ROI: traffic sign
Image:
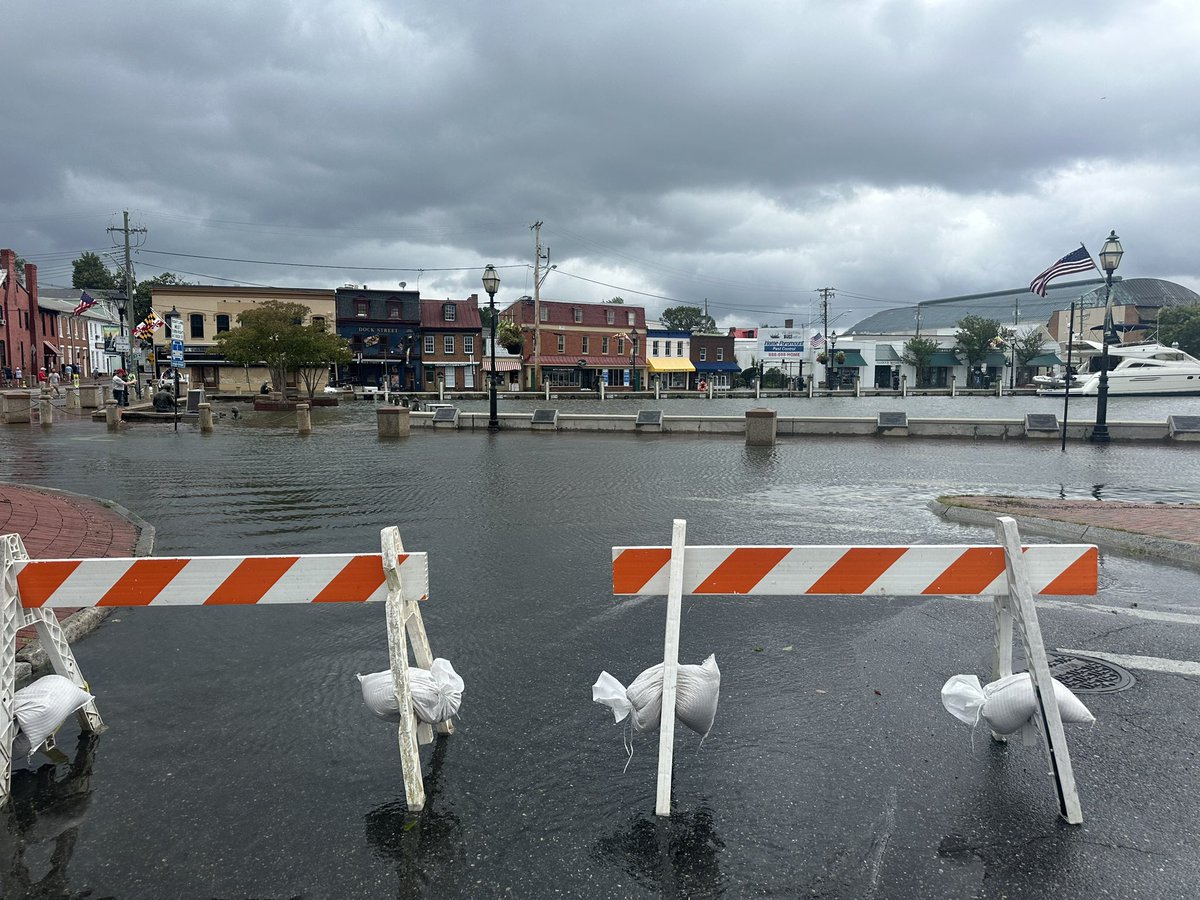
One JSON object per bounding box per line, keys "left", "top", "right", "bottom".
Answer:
{"left": 171, "top": 338, "right": 185, "bottom": 369}
{"left": 170, "top": 319, "right": 184, "bottom": 342}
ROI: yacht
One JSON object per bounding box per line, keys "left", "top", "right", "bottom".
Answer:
{"left": 1036, "top": 342, "right": 1200, "bottom": 396}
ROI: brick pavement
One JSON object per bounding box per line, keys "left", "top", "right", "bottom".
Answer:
{"left": 1, "top": 482, "right": 145, "bottom": 651}
{"left": 940, "top": 495, "right": 1200, "bottom": 547}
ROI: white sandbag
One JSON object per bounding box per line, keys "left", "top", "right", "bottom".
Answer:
{"left": 357, "top": 659, "right": 464, "bottom": 725}
{"left": 592, "top": 654, "right": 721, "bottom": 737}
{"left": 941, "top": 672, "right": 1094, "bottom": 735}
{"left": 12, "top": 675, "right": 93, "bottom": 757}
{"left": 409, "top": 658, "right": 464, "bottom": 724}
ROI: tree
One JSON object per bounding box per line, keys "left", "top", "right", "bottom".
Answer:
{"left": 602, "top": 296, "right": 624, "bottom": 304}
{"left": 213, "top": 301, "right": 350, "bottom": 396}
{"left": 901, "top": 335, "right": 939, "bottom": 387}
{"left": 1012, "top": 330, "right": 1050, "bottom": 385}
{"left": 660, "top": 305, "right": 717, "bottom": 333}
{"left": 1158, "top": 305, "right": 1200, "bottom": 357}
{"left": 72, "top": 252, "right": 119, "bottom": 291}
{"left": 954, "top": 314, "right": 1003, "bottom": 368}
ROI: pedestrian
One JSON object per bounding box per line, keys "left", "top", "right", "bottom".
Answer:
{"left": 48, "top": 370, "right": 61, "bottom": 397}
{"left": 14, "top": 366, "right": 23, "bottom": 386}
{"left": 111, "top": 368, "right": 131, "bottom": 407}
{"left": 37, "top": 367, "right": 47, "bottom": 387}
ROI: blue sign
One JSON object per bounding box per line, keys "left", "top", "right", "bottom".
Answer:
{"left": 171, "top": 339, "right": 185, "bottom": 369}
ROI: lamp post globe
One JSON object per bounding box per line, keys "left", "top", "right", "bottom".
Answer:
{"left": 482, "top": 265, "right": 501, "bottom": 432}
{"left": 1090, "top": 231, "right": 1124, "bottom": 444}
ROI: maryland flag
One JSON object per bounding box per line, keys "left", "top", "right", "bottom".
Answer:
{"left": 133, "top": 309, "right": 166, "bottom": 339}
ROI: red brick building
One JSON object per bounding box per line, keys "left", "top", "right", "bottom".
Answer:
{"left": 502, "top": 297, "right": 645, "bottom": 391}
{"left": 0, "top": 248, "right": 40, "bottom": 385}
{"left": 419, "top": 296, "right": 484, "bottom": 390}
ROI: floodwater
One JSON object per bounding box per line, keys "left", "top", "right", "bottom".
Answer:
{"left": 2, "top": 403, "right": 1200, "bottom": 898}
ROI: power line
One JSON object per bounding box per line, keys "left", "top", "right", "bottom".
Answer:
{"left": 139, "top": 248, "right": 527, "bottom": 274}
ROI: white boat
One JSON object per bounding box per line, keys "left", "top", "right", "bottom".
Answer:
{"left": 1037, "top": 342, "right": 1200, "bottom": 396}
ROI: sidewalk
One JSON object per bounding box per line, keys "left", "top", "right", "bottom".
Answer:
{"left": 933, "top": 494, "right": 1200, "bottom": 566}
{"left": 1, "top": 482, "right": 153, "bottom": 667}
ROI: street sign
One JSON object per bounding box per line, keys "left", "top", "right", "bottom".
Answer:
{"left": 171, "top": 319, "right": 184, "bottom": 342}
{"left": 171, "top": 338, "right": 185, "bottom": 369}
{"left": 114, "top": 337, "right": 131, "bottom": 352}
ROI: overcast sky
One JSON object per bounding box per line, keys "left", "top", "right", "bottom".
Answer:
{"left": 4, "top": 0, "right": 1198, "bottom": 331}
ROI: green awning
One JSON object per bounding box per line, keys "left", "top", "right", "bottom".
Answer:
{"left": 874, "top": 344, "right": 901, "bottom": 362}
{"left": 833, "top": 350, "right": 868, "bottom": 367}
{"left": 984, "top": 351, "right": 1008, "bottom": 367}
{"left": 929, "top": 351, "right": 962, "bottom": 367}
{"left": 1026, "top": 353, "right": 1064, "bottom": 367}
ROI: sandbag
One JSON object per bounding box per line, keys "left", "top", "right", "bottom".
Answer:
{"left": 941, "top": 672, "right": 1094, "bottom": 735}
{"left": 357, "top": 659, "right": 464, "bottom": 725}
{"left": 12, "top": 675, "right": 94, "bottom": 758}
{"left": 592, "top": 654, "right": 721, "bottom": 738}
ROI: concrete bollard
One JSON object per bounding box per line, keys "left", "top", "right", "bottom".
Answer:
{"left": 39, "top": 395, "right": 53, "bottom": 426}
{"left": 901, "top": 374, "right": 908, "bottom": 398}
{"left": 78, "top": 384, "right": 105, "bottom": 409}
{"left": 599, "top": 381, "right": 606, "bottom": 402}
{"left": 745, "top": 407, "right": 777, "bottom": 446}
{"left": 297, "top": 402, "right": 312, "bottom": 435}
{"left": 66, "top": 387, "right": 80, "bottom": 410}
{"left": 807, "top": 376, "right": 814, "bottom": 399}
{"left": 105, "top": 399, "right": 119, "bottom": 432}
{"left": 854, "top": 376, "right": 861, "bottom": 398}
{"left": 544, "top": 381, "right": 551, "bottom": 400}
{"left": 707, "top": 381, "right": 714, "bottom": 400}
{"left": 199, "top": 402, "right": 214, "bottom": 434}
{"left": 950, "top": 375, "right": 957, "bottom": 398}
{"left": 2, "top": 391, "right": 31, "bottom": 424}
{"left": 754, "top": 377, "right": 761, "bottom": 399}
{"left": 376, "top": 405, "right": 411, "bottom": 438}
{"left": 996, "top": 378, "right": 1004, "bottom": 398}
{"left": 654, "top": 379, "right": 661, "bottom": 400}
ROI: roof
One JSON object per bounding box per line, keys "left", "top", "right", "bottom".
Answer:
{"left": 503, "top": 298, "right": 645, "bottom": 330}
{"left": 846, "top": 277, "right": 1200, "bottom": 335}
{"left": 874, "top": 344, "right": 902, "bottom": 362}
{"left": 419, "top": 299, "right": 482, "bottom": 329}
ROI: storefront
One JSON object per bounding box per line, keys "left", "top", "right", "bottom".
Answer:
{"left": 647, "top": 357, "right": 696, "bottom": 390}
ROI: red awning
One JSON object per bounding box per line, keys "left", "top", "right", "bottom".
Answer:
{"left": 481, "top": 358, "right": 521, "bottom": 371}
{"left": 532, "top": 355, "right": 640, "bottom": 367}
{"left": 42, "top": 341, "right": 59, "bottom": 355}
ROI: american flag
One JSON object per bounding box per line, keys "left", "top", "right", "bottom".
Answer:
{"left": 73, "top": 291, "right": 97, "bottom": 316}
{"left": 809, "top": 333, "right": 825, "bottom": 348}
{"left": 1028, "top": 246, "right": 1096, "bottom": 297}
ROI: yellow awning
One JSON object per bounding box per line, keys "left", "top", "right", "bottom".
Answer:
{"left": 647, "top": 358, "right": 696, "bottom": 373}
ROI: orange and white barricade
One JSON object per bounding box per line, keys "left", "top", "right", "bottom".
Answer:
{"left": 1, "top": 526, "right": 445, "bottom": 811}
{"left": 611, "top": 517, "right": 1098, "bottom": 823}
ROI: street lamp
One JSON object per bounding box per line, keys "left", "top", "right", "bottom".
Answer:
{"left": 629, "top": 330, "right": 638, "bottom": 391}
{"left": 482, "top": 265, "right": 501, "bottom": 432}
{"left": 1090, "top": 230, "right": 1124, "bottom": 444}
{"left": 164, "top": 305, "right": 182, "bottom": 432}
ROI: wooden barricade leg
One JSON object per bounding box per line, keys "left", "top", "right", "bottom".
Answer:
{"left": 655, "top": 519, "right": 688, "bottom": 817}
{"left": 382, "top": 526, "right": 426, "bottom": 812}
{"left": 989, "top": 591, "right": 1014, "bottom": 744}
{"left": 30, "top": 609, "right": 104, "bottom": 734}
{"left": 1, "top": 535, "right": 22, "bottom": 807}
{"left": 994, "top": 516, "right": 1083, "bottom": 824}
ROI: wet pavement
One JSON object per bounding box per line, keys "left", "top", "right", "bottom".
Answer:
{"left": 2, "top": 402, "right": 1200, "bottom": 898}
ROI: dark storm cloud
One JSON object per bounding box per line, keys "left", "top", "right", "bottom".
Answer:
{"left": 3, "top": 0, "right": 1198, "bottom": 327}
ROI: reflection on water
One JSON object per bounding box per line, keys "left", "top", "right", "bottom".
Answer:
{"left": 365, "top": 737, "right": 461, "bottom": 895}
{"left": 1, "top": 734, "right": 98, "bottom": 898}
{"left": 593, "top": 805, "right": 725, "bottom": 898}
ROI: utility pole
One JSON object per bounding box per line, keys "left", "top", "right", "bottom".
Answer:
{"left": 818, "top": 287, "right": 834, "bottom": 387}
{"left": 107, "top": 210, "right": 147, "bottom": 393}
{"left": 531, "top": 222, "right": 544, "bottom": 391}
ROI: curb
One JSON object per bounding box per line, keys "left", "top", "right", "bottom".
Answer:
{"left": 928, "top": 499, "right": 1200, "bottom": 568}
{"left": 14, "top": 487, "right": 156, "bottom": 682}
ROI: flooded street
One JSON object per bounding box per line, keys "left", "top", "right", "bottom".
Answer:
{"left": 3, "top": 402, "right": 1200, "bottom": 898}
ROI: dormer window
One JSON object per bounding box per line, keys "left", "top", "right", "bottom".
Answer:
{"left": 627, "top": 311, "right": 636, "bottom": 326}
{"left": 388, "top": 303, "right": 401, "bottom": 319}
{"left": 540, "top": 307, "right": 549, "bottom": 322}
{"left": 606, "top": 309, "right": 615, "bottom": 325}
{"left": 573, "top": 307, "right": 583, "bottom": 323}
{"left": 355, "top": 301, "right": 369, "bottom": 317}
{"left": 443, "top": 303, "right": 456, "bottom": 322}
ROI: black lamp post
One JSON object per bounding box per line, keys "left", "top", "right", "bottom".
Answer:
{"left": 482, "top": 265, "right": 501, "bottom": 432}
{"left": 1090, "top": 230, "right": 1124, "bottom": 444}
{"left": 629, "top": 330, "right": 638, "bottom": 391}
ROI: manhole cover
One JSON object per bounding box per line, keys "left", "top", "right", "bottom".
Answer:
{"left": 1046, "top": 653, "right": 1136, "bottom": 693}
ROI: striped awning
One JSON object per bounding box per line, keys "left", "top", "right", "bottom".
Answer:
{"left": 647, "top": 357, "right": 696, "bottom": 373}
{"left": 481, "top": 358, "right": 521, "bottom": 371}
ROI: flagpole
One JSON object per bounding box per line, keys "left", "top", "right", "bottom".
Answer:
{"left": 1061, "top": 301, "right": 1075, "bottom": 453}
